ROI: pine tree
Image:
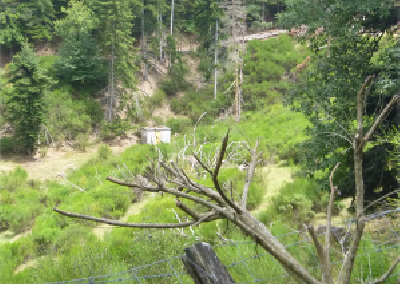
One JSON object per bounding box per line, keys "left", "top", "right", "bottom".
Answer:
{"left": 3, "top": 44, "right": 53, "bottom": 155}
{"left": 92, "top": 0, "right": 139, "bottom": 121}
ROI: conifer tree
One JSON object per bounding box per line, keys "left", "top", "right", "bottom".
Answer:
{"left": 3, "top": 44, "right": 53, "bottom": 155}
{"left": 91, "top": 0, "right": 138, "bottom": 121}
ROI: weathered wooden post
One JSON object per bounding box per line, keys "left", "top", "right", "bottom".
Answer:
{"left": 183, "top": 242, "right": 235, "bottom": 284}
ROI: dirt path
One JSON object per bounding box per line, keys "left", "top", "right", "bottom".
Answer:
{"left": 93, "top": 195, "right": 152, "bottom": 240}
{"left": 0, "top": 230, "right": 32, "bottom": 245}
{"left": 0, "top": 141, "right": 135, "bottom": 180}
{"left": 252, "top": 164, "right": 293, "bottom": 215}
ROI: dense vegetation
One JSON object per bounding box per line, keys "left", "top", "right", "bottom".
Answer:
{"left": 0, "top": 0, "right": 398, "bottom": 283}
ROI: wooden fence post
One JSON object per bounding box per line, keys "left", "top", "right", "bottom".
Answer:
{"left": 183, "top": 242, "right": 236, "bottom": 284}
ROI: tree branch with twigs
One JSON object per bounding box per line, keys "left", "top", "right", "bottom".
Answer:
{"left": 53, "top": 77, "right": 399, "bottom": 283}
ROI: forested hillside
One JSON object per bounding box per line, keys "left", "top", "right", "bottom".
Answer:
{"left": 0, "top": 0, "right": 399, "bottom": 283}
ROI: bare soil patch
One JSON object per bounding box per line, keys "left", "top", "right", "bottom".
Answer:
{"left": 252, "top": 164, "right": 293, "bottom": 215}
{"left": 93, "top": 194, "right": 153, "bottom": 240}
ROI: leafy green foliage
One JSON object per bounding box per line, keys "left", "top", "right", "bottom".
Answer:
{"left": 43, "top": 87, "right": 101, "bottom": 141}
{"left": 54, "top": 0, "right": 106, "bottom": 86}
{"left": 148, "top": 89, "right": 166, "bottom": 109}
{"left": 3, "top": 44, "right": 54, "bottom": 155}
{"left": 259, "top": 178, "right": 328, "bottom": 226}
{"left": 93, "top": 0, "right": 138, "bottom": 91}
{"left": 100, "top": 118, "right": 131, "bottom": 141}
{"left": 166, "top": 117, "right": 192, "bottom": 134}
{"left": 0, "top": 0, "right": 55, "bottom": 47}
{"left": 279, "top": 0, "right": 398, "bottom": 201}
{"left": 160, "top": 35, "right": 190, "bottom": 95}
{"left": 0, "top": 136, "right": 15, "bottom": 155}
{"left": 242, "top": 34, "right": 307, "bottom": 110}
{"left": 0, "top": 168, "right": 45, "bottom": 233}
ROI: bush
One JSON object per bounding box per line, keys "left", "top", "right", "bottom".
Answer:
{"left": 0, "top": 136, "right": 15, "bottom": 154}
{"left": 100, "top": 118, "right": 130, "bottom": 141}
{"left": 148, "top": 89, "right": 166, "bottom": 109}
{"left": 258, "top": 178, "right": 327, "bottom": 226}
{"left": 166, "top": 117, "right": 192, "bottom": 134}
{"left": 0, "top": 167, "right": 28, "bottom": 192}
{"left": 40, "top": 146, "right": 48, "bottom": 158}
{"left": 75, "top": 132, "right": 90, "bottom": 152}
{"left": 43, "top": 88, "right": 92, "bottom": 141}
{"left": 97, "top": 144, "right": 112, "bottom": 160}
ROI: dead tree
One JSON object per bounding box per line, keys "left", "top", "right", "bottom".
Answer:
{"left": 53, "top": 80, "right": 399, "bottom": 284}
{"left": 219, "top": 0, "right": 246, "bottom": 122}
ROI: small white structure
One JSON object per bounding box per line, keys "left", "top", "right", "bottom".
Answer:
{"left": 141, "top": 127, "right": 171, "bottom": 145}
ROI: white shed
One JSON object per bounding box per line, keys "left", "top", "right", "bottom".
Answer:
{"left": 141, "top": 127, "right": 171, "bottom": 145}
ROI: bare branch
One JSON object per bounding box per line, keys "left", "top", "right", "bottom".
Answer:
{"left": 356, "top": 75, "right": 374, "bottom": 150}
{"left": 175, "top": 199, "right": 222, "bottom": 223}
{"left": 240, "top": 139, "right": 261, "bottom": 209}
{"left": 359, "top": 188, "right": 400, "bottom": 218}
{"left": 107, "top": 176, "right": 229, "bottom": 215}
{"left": 369, "top": 256, "right": 400, "bottom": 284}
{"left": 212, "top": 130, "right": 244, "bottom": 214}
{"left": 320, "top": 132, "right": 354, "bottom": 147}
{"left": 321, "top": 163, "right": 341, "bottom": 284}
{"left": 362, "top": 95, "right": 399, "bottom": 148}
{"left": 193, "top": 112, "right": 207, "bottom": 148}
{"left": 53, "top": 208, "right": 196, "bottom": 228}
{"left": 308, "top": 225, "right": 324, "bottom": 262}
{"left": 340, "top": 218, "right": 366, "bottom": 284}
{"left": 193, "top": 152, "right": 213, "bottom": 175}
{"left": 326, "top": 163, "right": 341, "bottom": 249}
{"left": 192, "top": 211, "right": 218, "bottom": 226}
{"left": 59, "top": 180, "right": 85, "bottom": 192}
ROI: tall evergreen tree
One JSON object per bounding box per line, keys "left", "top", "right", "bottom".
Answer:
{"left": 91, "top": 0, "right": 139, "bottom": 121}
{"left": 3, "top": 44, "right": 53, "bottom": 155}
{"left": 54, "top": 0, "right": 106, "bottom": 86}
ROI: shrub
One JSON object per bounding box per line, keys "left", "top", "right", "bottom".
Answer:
{"left": 0, "top": 136, "right": 15, "bottom": 155}
{"left": 75, "top": 132, "right": 90, "bottom": 152}
{"left": 40, "top": 146, "right": 48, "bottom": 158}
{"left": 258, "top": 178, "right": 328, "bottom": 226}
{"left": 148, "top": 89, "right": 166, "bottom": 109}
{"left": 166, "top": 117, "right": 192, "bottom": 134}
{"left": 97, "top": 144, "right": 112, "bottom": 161}
{"left": 44, "top": 88, "right": 92, "bottom": 141}
{"left": 0, "top": 166, "right": 28, "bottom": 192}
{"left": 100, "top": 118, "right": 130, "bottom": 141}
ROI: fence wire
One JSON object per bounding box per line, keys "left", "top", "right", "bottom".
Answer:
{"left": 44, "top": 208, "right": 399, "bottom": 284}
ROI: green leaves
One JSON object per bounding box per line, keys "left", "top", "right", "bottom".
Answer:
{"left": 54, "top": 0, "right": 105, "bottom": 85}
{"left": 3, "top": 43, "right": 53, "bottom": 155}
{"left": 281, "top": 0, "right": 398, "bottom": 199}
{"left": 55, "top": 0, "right": 99, "bottom": 38}
{"left": 0, "top": 0, "right": 55, "bottom": 46}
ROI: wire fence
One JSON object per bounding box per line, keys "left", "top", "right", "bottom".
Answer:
{"left": 43, "top": 208, "right": 399, "bottom": 284}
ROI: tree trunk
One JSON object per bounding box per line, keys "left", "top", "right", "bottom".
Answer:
{"left": 108, "top": 21, "right": 115, "bottom": 122}
{"left": 141, "top": 0, "right": 148, "bottom": 81}
{"left": 214, "top": 18, "right": 218, "bottom": 100}
{"left": 262, "top": 2, "right": 265, "bottom": 22}
{"left": 232, "top": 0, "right": 239, "bottom": 122}
{"left": 145, "top": 34, "right": 148, "bottom": 81}
{"left": 171, "top": 0, "right": 174, "bottom": 34}
{"left": 236, "top": 212, "right": 319, "bottom": 284}
{"left": 160, "top": 13, "right": 163, "bottom": 64}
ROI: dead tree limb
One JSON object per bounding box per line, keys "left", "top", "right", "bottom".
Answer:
{"left": 369, "top": 256, "right": 400, "bottom": 284}
{"left": 240, "top": 139, "right": 262, "bottom": 209}
{"left": 212, "top": 130, "right": 244, "bottom": 214}
{"left": 362, "top": 94, "right": 399, "bottom": 147}
{"left": 53, "top": 131, "right": 321, "bottom": 284}
{"left": 52, "top": 81, "right": 399, "bottom": 283}
{"left": 53, "top": 208, "right": 197, "bottom": 228}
